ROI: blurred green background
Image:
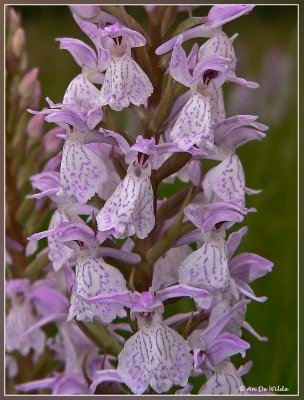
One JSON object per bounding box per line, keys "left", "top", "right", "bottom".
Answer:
{"left": 12, "top": 5, "right": 298, "bottom": 394}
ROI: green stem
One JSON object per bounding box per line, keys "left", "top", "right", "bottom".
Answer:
{"left": 76, "top": 320, "right": 123, "bottom": 357}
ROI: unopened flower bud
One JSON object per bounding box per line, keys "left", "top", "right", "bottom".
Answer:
{"left": 43, "top": 127, "right": 64, "bottom": 153}
{"left": 11, "top": 28, "right": 25, "bottom": 57}
{"left": 26, "top": 113, "right": 44, "bottom": 139}
{"left": 29, "top": 80, "right": 41, "bottom": 109}
{"left": 7, "top": 8, "right": 21, "bottom": 36}
{"left": 18, "top": 68, "right": 39, "bottom": 99}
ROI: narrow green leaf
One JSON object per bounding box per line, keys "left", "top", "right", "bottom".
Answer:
{"left": 156, "top": 152, "right": 192, "bottom": 183}
{"left": 77, "top": 320, "right": 122, "bottom": 357}
{"left": 149, "top": 75, "right": 174, "bottom": 133}
{"left": 161, "top": 6, "right": 179, "bottom": 36}
{"left": 156, "top": 187, "right": 191, "bottom": 223}
{"left": 24, "top": 253, "right": 49, "bottom": 280}
{"left": 172, "top": 16, "right": 206, "bottom": 37}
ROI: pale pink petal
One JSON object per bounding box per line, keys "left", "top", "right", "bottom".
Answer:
{"left": 170, "top": 93, "right": 214, "bottom": 151}
{"left": 152, "top": 246, "right": 192, "bottom": 291}
{"left": 117, "top": 313, "right": 193, "bottom": 394}
{"left": 178, "top": 231, "right": 230, "bottom": 297}
{"left": 68, "top": 254, "right": 127, "bottom": 323}
{"left": 99, "top": 54, "right": 153, "bottom": 111}
{"left": 57, "top": 132, "right": 108, "bottom": 204}
{"left": 48, "top": 209, "right": 74, "bottom": 271}
{"left": 202, "top": 154, "right": 246, "bottom": 208}
{"left": 198, "top": 361, "right": 245, "bottom": 394}
{"left": 97, "top": 162, "right": 155, "bottom": 239}
{"left": 63, "top": 74, "right": 100, "bottom": 114}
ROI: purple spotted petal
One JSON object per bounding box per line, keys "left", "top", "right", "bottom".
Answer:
{"left": 198, "top": 361, "right": 245, "bottom": 394}
{"left": 57, "top": 132, "right": 108, "bottom": 204}
{"left": 68, "top": 254, "right": 128, "bottom": 323}
{"left": 99, "top": 54, "right": 153, "bottom": 111}
{"left": 211, "top": 86, "right": 226, "bottom": 124}
{"left": 97, "top": 162, "right": 155, "bottom": 240}
{"left": 117, "top": 312, "right": 193, "bottom": 394}
{"left": 178, "top": 230, "right": 230, "bottom": 296}
{"left": 230, "top": 253, "right": 274, "bottom": 283}
{"left": 166, "top": 89, "right": 191, "bottom": 123}
{"left": 199, "top": 31, "right": 237, "bottom": 72}
{"left": 203, "top": 154, "right": 246, "bottom": 208}
{"left": 170, "top": 94, "right": 214, "bottom": 151}
{"left": 205, "top": 5, "right": 254, "bottom": 28}
{"left": 63, "top": 74, "right": 101, "bottom": 116}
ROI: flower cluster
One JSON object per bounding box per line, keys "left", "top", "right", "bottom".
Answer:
{"left": 6, "top": 4, "right": 274, "bottom": 395}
